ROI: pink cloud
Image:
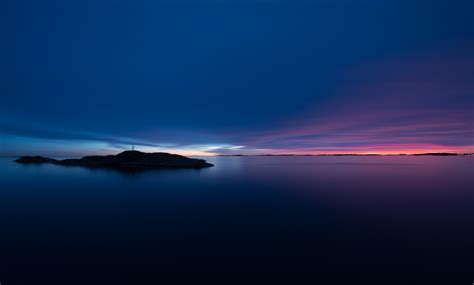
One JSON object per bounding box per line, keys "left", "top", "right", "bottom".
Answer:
{"left": 226, "top": 46, "right": 474, "bottom": 154}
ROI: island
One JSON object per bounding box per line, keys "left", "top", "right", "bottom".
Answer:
{"left": 14, "top": 150, "right": 214, "bottom": 170}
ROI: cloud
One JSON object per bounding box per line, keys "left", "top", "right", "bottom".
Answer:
{"left": 225, "top": 48, "right": 474, "bottom": 154}
{"left": 0, "top": 123, "right": 159, "bottom": 148}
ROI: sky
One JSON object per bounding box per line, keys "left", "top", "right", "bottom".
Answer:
{"left": 1, "top": 0, "right": 473, "bottom": 156}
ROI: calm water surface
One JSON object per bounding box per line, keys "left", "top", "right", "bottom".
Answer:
{"left": 0, "top": 156, "right": 473, "bottom": 283}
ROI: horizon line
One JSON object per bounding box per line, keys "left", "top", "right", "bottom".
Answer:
{"left": 1, "top": 151, "right": 473, "bottom": 159}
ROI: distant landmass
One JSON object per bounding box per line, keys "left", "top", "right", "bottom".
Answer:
{"left": 217, "top": 152, "right": 469, "bottom": 157}
{"left": 14, "top": 150, "right": 213, "bottom": 170}
{"left": 413, "top": 152, "right": 458, "bottom": 156}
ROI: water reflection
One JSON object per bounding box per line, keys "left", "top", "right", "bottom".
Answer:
{"left": 0, "top": 156, "right": 473, "bottom": 282}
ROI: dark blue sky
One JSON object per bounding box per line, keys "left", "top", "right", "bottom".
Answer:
{"left": 1, "top": 0, "right": 473, "bottom": 156}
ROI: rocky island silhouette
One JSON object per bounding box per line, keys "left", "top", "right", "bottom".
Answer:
{"left": 14, "top": 150, "right": 213, "bottom": 170}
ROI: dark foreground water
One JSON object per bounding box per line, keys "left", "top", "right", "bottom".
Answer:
{"left": 0, "top": 156, "right": 473, "bottom": 284}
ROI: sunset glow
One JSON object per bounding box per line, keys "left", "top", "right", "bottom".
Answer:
{"left": 1, "top": 0, "right": 472, "bottom": 157}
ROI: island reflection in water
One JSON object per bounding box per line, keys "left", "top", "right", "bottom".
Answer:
{"left": 0, "top": 155, "right": 473, "bottom": 283}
